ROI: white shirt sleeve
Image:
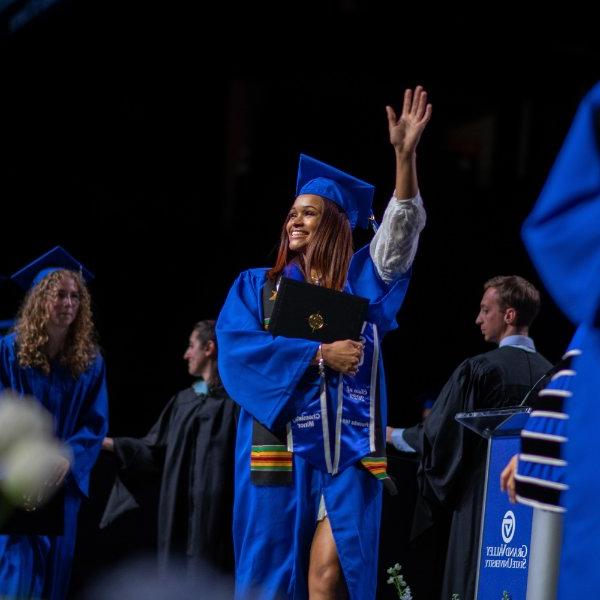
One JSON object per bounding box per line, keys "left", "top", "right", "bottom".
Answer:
{"left": 390, "top": 428, "right": 417, "bottom": 453}
{"left": 369, "top": 192, "right": 426, "bottom": 283}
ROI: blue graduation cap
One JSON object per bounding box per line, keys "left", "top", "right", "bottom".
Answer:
{"left": 296, "top": 154, "right": 377, "bottom": 230}
{"left": 10, "top": 246, "right": 94, "bottom": 290}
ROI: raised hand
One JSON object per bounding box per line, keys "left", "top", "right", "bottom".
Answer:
{"left": 387, "top": 85, "right": 432, "bottom": 156}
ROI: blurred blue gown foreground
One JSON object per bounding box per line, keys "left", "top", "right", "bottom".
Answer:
{"left": 0, "top": 333, "right": 108, "bottom": 600}
{"left": 217, "top": 245, "right": 410, "bottom": 600}
{"left": 521, "top": 82, "right": 600, "bottom": 598}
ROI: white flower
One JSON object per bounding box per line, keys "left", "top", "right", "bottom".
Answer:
{"left": 387, "top": 577, "right": 394, "bottom": 584}
{"left": 394, "top": 563, "right": 401, "bottom": 570}
{"left": 0, "top": 392, "right": 71, "bottom": 510}
{"left": 0, "top": 393, "right": 53, "bottom": 455}
{"left": 2, "top": 438, "right": 71, "bottom": 509}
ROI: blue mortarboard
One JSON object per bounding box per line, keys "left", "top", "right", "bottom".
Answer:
{"left": 10, "top": 246, "right": 94, "bottom": 290}
{"left": 296, "top": 154, "right": 377, "bottom": 230}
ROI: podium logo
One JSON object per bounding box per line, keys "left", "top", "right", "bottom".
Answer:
{"left": 502, "top": 510, "right": 516, "bottom": 543}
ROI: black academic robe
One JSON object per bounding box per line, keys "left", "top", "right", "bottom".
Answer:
{"left": 403, "top": 346, "right": 552, "bottom": 600}
{"left": 100, "top": 384, "right": 238, "bottom": 573}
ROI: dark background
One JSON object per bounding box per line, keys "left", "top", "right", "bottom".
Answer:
{"left": 0, "top": 2, "right": 598, "bottom": 597}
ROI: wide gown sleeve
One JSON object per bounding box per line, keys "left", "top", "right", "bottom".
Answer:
{"left": 67, "top": 357, "right": 109, "bottom": 497}
{"left": 348, "top": 245, "right": 412, "bottom": 336}
{"left": 420, "top": 358, "right": 502, "bottom": 507}
{"left": 216, "top": 269, "right": 320, "bottom": 429}
{"left": 522, "top": 83, "right": 600, "bottom": 326}
{"left": 112, "top": 396, "right": 176, "bottom": 473}
{"left": 100, "top": 399, "right": 174, "bottom": 528}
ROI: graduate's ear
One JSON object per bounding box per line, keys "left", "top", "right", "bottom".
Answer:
{"left": 504, "top": 307, "right": 517, "bottom": 326}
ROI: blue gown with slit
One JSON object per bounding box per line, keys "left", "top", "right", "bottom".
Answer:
{"left": 217, "top": 245, "right": 410, "bottom": 600}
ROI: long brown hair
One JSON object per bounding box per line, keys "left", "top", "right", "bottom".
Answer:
{"left": 267, "top": 197, "right": 353, "bottom": 290}
{"left": 15, "top": 269, "right": 98, "bottom": 376}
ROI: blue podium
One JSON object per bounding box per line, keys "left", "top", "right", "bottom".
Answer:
{"left": 456, "top": 407, "right": 533, "bottom": 600}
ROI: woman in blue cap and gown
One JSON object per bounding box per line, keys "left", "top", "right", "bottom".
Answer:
{"left": 217, "top": 86, "right": 431, "bottom": 599}
{"left": 0, "top": 247, "right": 109, "bottom": 600}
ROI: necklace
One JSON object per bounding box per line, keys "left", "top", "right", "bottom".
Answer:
{"left": 310, "top": 270, "right": 322, "bottom": 286}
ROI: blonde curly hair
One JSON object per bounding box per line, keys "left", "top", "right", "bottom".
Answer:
{"left": 15, "top": 269, "right": 98, "bottom": 376}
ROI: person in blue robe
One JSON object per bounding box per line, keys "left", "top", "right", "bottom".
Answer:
{"left": 519, "top": 83, "right": 600, "bottom": 599}
{"left": 0, "top": 247, "right": 109, "bottom": 600}
{"left": 217, "top": 86, "right": 431, "bottom": 600}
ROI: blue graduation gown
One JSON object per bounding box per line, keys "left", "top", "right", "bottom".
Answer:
{"left": 521, "top": 83, "right": 600, "bottom": 599}
{"left": 515, "top": 327, "right": 586, "bottom": 512}
{"left": 0, "top": 333, "right": 109, "bottom": 600}
{"left": 217, "top": 245, "right": 410, "bottom": 600}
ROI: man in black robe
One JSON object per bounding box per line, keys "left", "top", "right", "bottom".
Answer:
{"left": 388, "top": 276, "right": 552, "bottom": 600}
{"left": 100, "top": 320, "right": 238, "bottom": 573}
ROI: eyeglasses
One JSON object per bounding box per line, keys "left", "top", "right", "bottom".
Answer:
{"left": 50, "top": 290, "right": 81, "bottom": 304}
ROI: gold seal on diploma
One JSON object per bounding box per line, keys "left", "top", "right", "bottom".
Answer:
{"left": 308, "top": 312, "right": 325, "bottom": 333}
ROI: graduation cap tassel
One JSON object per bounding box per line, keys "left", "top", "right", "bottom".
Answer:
{"left": 369, "top": 213, "right": 379, "bottom": 234}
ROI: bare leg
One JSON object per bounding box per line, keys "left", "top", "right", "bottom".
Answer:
{"left": 308, "top": 517, "right": 348, "bottom": 599}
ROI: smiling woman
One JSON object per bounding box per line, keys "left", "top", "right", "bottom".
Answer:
{"left": 286, "top": 194, "right": 323, "bottom": 252}
{"left": 217, "top": 87, "right": 431, "bottom": 600}
{"left": 276, "top": 190, "right": 353, "bottom": 290}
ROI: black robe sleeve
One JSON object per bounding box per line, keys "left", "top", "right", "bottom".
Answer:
{"left": 402, "top": 423, "right": 423, "bottom": 455}
{"left": 99, "top": 396, "right": 176, "bottom": 528}
{"left": 419, "top": 357, "right": 503, "bottom": 508}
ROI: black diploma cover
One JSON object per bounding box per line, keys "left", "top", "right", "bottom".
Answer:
{"left": 268, "top": 277, "right": 368, "bottom": 343}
